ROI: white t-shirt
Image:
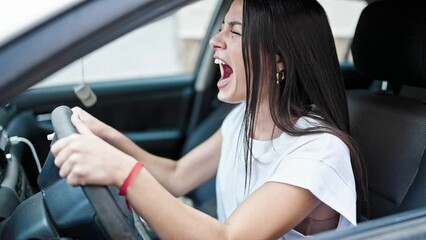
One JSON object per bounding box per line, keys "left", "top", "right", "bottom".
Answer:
{"left": 216, "top": 103, "right": 356, "bottom": 239}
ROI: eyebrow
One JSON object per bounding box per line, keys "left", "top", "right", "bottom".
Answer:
{"left": 229, "top": 20, "right": 242, "bottom": 27}
{"left": 222, "top": 20, "right": 242, "bottom": 27}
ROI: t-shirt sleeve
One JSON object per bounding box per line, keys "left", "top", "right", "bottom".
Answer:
{"left": 268, "top": 133, "right": 357, "bottom": 226}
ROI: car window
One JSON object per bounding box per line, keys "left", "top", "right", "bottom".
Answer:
{"left": 34, "top": 0, "right": 219, "bottom": 88}
{"left": 318, "top": 0, "right": 367, "bottom": 63}
{"left": 34, "top": 0, "right": 362, "bottom": 88}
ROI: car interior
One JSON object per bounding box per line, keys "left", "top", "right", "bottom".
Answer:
{"left": 316, "top": 0, "right": 426, "bottom": 238}
{"left": 348, "top": 0, "right": 426, "bottom": 220}
{"left": 0, "top": 0, "right": 425, "bottom": 239}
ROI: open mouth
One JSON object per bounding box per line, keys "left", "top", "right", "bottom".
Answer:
{"left": 214, "top": 59, "right": 233, "bottom": 88}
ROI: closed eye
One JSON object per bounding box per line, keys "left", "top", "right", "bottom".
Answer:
{"left": 231, "top": 30, "right": 241, "bottom": 36}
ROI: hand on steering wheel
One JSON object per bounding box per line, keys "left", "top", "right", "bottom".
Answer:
{"left": 51, "top": 112, "right": 136, "bottom": 188}
{"left": 50, "top": 106, "right": 141, "bottom": 240}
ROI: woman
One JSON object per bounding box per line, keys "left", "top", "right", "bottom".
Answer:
{"left": 52, "top": 0, "right": 367, "bottom": 238}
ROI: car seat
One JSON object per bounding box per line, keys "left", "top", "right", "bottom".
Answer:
{"left": 348, "top": 0, "right": 426, "bottom": 219}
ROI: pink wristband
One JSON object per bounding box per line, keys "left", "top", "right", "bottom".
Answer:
{"left": 119, "top": 161, "right": 143, "bottom": 196}
{"left": 119, "top": 161, "right": 143, "bottom": 210}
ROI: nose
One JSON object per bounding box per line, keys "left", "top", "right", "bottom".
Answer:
{"left": 210, "top": 31, "right": 226, "bottom": 50}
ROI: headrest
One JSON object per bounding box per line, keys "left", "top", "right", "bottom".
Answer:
{"left": 352, "top": 0, "right": 426, "bottom": 88}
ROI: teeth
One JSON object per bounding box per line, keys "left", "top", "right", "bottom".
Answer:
{"left": 214, "top": 59, "right": 225, "bottom": 65}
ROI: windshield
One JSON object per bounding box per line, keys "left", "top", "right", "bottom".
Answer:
{"left": 0, "top": 0, "right": 82, "bottom": 47}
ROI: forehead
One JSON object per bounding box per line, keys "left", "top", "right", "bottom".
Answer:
{"left": 225, "top": 0, "right": 243, "bottom": 22}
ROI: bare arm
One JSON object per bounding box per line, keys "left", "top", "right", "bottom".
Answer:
{"left": 106, "top": 128, "right": 222, "bottom": 196}
{"left": 126, "top": 169, "right": 320, "bottom": 240}
{"left": 73, "top": 107, "right": 222, "bottom": 196}
{"left": 52, "top": 114, "right": 321, "bottom": 239}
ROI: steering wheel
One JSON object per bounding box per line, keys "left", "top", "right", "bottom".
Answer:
{"left": 50, "top": 105, "right": 141, "bottom": 239}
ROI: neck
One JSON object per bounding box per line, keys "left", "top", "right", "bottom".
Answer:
{"left": 251, "top": 100, "right": 283, "bottom": 140}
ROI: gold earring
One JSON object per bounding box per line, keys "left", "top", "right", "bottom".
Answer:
{"left": 276, "top": 71, "right": 285, "bottom": 84}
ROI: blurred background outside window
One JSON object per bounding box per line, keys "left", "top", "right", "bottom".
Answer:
{"left": 0, "top": 0, "right": 366, "bottom": 88}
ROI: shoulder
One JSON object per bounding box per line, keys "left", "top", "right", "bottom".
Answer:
{"left": 271, "top": 123, "right": 357, "bottom": 225}
{"left": 288, "top": 132, "right": 349, "bottom": 163}
{"left": 276, "top": 128, "right": 352, "bottom": 185}
{"left": 282, "top": 117, "right": 350, "bottom": 163}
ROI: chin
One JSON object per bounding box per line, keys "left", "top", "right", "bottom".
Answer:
{"left": 217, "top": 92, "right": 244, "bottom": 104}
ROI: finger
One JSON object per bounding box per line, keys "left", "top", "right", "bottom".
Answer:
{"left": 60, "top": 153, "right": 84, "bottom": 180}
{"left": 66, "top": 172, "right": 82, "bottom": 186}
{"left": 71, "top": 113, "right": 93, "bottom": 135}
{"left": 71, "top": 106, "right": 83, "bottom": 115}
{"left": 71, "top": 107, "right": 84, "bottom": 123}
{"left": 54, "top": 143, "right": 76, "bottom": 172}
{"left": 71, "top": 164, "right": 88, "bottom": 185}
{"left": 72, "top": 106, "right": 91, "bottom": 124}
{"left": 58, "top": 154, "right": 76, "bottom": 178}
{"left": 51, "top": 134, "right": 77, "bottom": 157}
{"left": 66, "top": 162, "right": 90, "bottom": 186}
{"left": 53, "top": 137, "right": 80, "bottom": 169}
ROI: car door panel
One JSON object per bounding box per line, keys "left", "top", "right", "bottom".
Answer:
{"left": 10, "top": 75, "right": 194, "bottom": 165}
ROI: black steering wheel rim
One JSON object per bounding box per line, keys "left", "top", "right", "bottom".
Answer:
{"left": 51, "top": 105, "right": 140, "bottom": 240}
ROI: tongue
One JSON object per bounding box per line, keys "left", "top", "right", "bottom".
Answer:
{"left": 222, "top": 64, "right": 233, "bottom": 79}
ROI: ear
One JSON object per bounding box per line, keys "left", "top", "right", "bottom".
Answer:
{"left": 275, "top": 54, "right": 285, "bottom": 72}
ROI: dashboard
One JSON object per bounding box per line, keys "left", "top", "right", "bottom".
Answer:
{"left": 0, "top": 125, "right": 33, "bottom": 221}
